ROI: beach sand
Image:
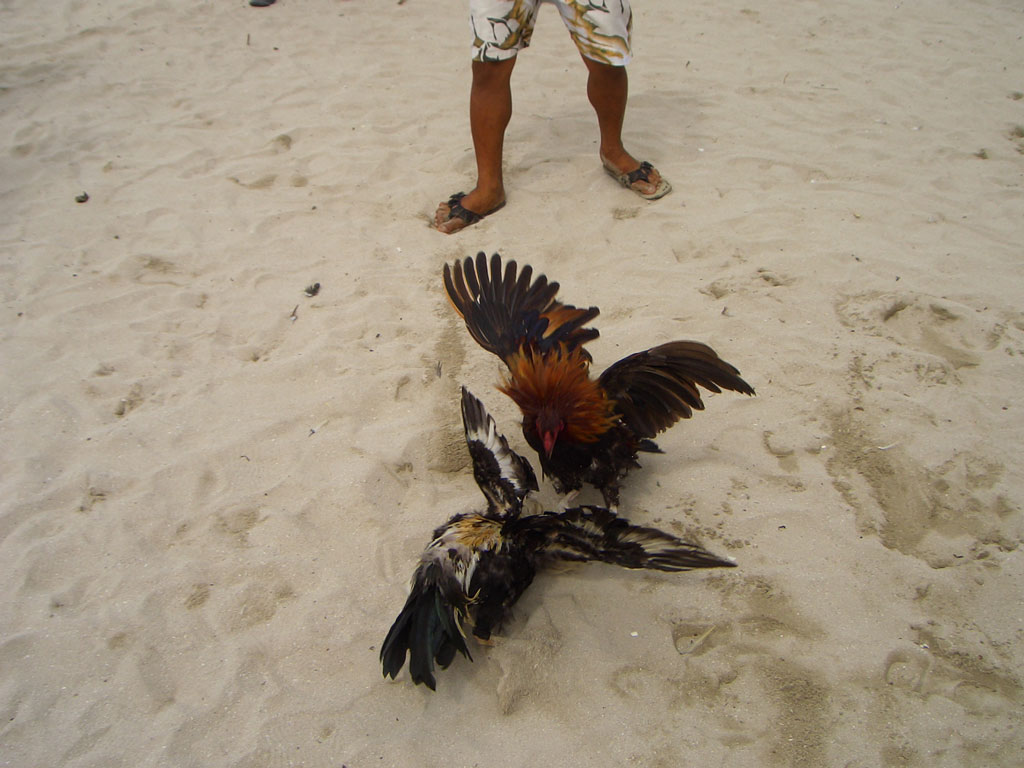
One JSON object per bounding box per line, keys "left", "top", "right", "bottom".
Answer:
{"left": 1, "top": 0, "right": 1022, "bottom": 765}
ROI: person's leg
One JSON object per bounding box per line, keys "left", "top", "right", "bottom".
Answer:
{"left": 435, "top": 57, "right": 516, "bottom": 234}
{"left": 437, "top": 0, "right": 538, "bottom": 233}
{"left": 581, "top": 56, "right": 663, "bottom": 198}
{"left": 555, "top": 0, "right": 669, "bottom": 198}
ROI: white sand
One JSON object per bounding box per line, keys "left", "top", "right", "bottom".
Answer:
{"left": 2, "top": 0, "right": 1022, "bottom": 765}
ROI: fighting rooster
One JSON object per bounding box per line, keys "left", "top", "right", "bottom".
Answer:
{"left": 444, "top": 252, "right": 756, "bottom": 510}
{"left": 380, "top": 388, "right": 735, "bottom": 690}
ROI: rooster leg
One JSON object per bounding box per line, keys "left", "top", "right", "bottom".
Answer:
{"left": 522, "top": 496, "right": 544, "bottom": 516}
{"left": 558, "top": 490, "right": 580, "bottom": 511}
{"left": 600, "top": 485, "right": 621, "bottom": 514}
{"left": 470, "top": 621, "right": 503, "bottom": 646}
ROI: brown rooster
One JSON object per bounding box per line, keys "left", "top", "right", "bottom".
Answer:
{"left": 443, "top": 252, "right": 755, "bottom": 509}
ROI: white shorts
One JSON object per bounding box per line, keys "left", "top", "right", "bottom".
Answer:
{"left": 470, "top": 0, "right": 633, "bottom": 65}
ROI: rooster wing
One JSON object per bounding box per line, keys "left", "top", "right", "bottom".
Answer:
{"left": 460, "top": 386, "right": 538, "bottom": 517}
{"left": 521, "top": 505, "right": 736, "bottom": 571}
{"left": 598, "top": 340, "right": 755, "bottom": 441}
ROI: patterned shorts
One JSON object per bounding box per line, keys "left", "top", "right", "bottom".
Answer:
{"left": 470, "top": 0, "right": 633, "bottom": 65}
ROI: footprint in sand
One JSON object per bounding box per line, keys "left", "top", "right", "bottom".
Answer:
{"left": 835, "top": 291, "right": 1017, "bottom": 376}
{"left": 884, "top": 648, "right": 932, "bottom": 692}
{"left": 701, "top": 266, "right": 797, "bottom": 302}
{"left": 672, "top": 622, "right": 718, "bottom": 656}
{"left": 667, "top": 577, "right": 831, "bottom": 763}
{"left": 214, "top": 507, "right": 265, "bottom": 547}
{"left": 493, "top": 607, "right": 565, "bottom": 716}
{"left": 227, "top": 579, "right": 296, "bottom": 633}
{"left": 824, "top": 405, "right": 1017, "bottom": 566}
{"left": 184, "top": 583, "right": 211, "bottom": 610}
{"left": 881, "top": 632, "right": 1022, "bottom": 717}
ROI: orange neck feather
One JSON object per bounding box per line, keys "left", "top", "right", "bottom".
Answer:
{"left": 499, "top": 347, "right": 616, "bottom": 443}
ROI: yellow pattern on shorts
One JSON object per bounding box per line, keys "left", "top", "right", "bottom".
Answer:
{"left": 471, "top": 0, "right": 632, "bottom": 66}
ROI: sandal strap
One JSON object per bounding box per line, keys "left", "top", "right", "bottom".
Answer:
{"left": 625, "top": 161, "right": 654, "bottom": 186}
{"left": 445, "top": 193, "right": 483, "bottom": 225}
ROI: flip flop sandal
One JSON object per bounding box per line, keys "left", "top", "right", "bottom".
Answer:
{"left": 603, "top": 160, "right": 672, "bottom": 200}
{"left": 437, "top": 192, "right": 506, "bottom": 232}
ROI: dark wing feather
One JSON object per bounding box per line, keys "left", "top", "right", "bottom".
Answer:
{"left": 380, "top": 562, "right": 472, "bottom": 691}
{"left": 443, "top": 252, "right": 600, "bottom": 362}
{"left": 461, "top": 387, "right": 538, "bottom": 516}
{"left": 524, "top": 505, "right": 736, "bottom": 571}
{"left": 598, "top": 340, "right": 755, "bottom": 439}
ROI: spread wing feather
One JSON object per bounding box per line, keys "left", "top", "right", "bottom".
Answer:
{"left": 461, "top": 387, "right": 538, "bottom": 516}
{"left": 444, "top": 252, "right": 600, "bottom": 362}
{"left": 525, "top": 505, "right": 736, "bottom": 571}
{"left": 598, "top": 341, "right": 755, "bottom": 439}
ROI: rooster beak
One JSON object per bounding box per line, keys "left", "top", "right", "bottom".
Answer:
{"left": 542, "top": 431, "right": 557, "bottom": 458}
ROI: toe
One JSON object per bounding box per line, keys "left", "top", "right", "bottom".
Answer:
{"left": 435, "top": 211, "right": 469, "bottom": 234}
{"left": 434, "top": 202, "right": 452, "bottom": 228}
{"left": 633, "top": 179, "right": 656, "bottom": 196}
{"left": 634, "top": 167, "right": 661, "bottom": 196}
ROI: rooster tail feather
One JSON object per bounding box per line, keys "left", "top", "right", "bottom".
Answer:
{"left": 444, "top": 253, "right": 600, "bottom": 362}
{"left": 380, "top": 563, "right": 472, "bottom": 690}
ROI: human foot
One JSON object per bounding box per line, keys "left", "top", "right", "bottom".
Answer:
{"left": 600, "top": 153, "right": 672, "bottom": 200}
{"left": 434, "top": 190, "right": 506, "bottom": 234}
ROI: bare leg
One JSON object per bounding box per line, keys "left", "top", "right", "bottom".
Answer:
{"left": 581, "top": 56, "right": 664, "bottom": 197}
{"left": 435, "top": 58, "right": 516, "bottom": 234}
